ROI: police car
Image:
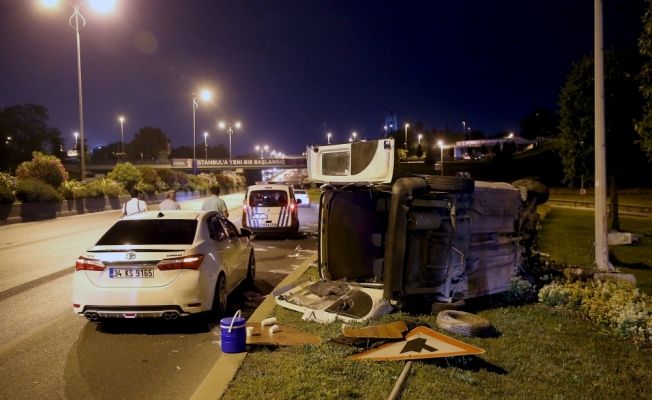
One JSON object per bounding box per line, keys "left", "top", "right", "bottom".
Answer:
{"left": 242, "top": 183, "right": 300, "bottom": 237}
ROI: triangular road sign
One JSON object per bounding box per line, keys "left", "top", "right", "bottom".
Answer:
{"left": 348, "top": 326, "right": 485, "bottom": 361}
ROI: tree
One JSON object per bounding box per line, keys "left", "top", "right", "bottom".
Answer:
{"left": 129, "top": 127, "right": 169, "bottom": 159}
{"left": 558, "top": 48, "right": 647, "bottom": 230}
{"left": 0, "top": 104, "right": 64, "bottom": 172}
{"left": 520, "top": 108, "right": 560, "bottom": 140}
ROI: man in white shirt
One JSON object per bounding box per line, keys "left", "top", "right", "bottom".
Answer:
{"left": 159, "top": 190, "right": 181, "bottom": 210}
{"left": 121, "top": 189, "right": 149, "bottom": 217}
{"left": 201, "top": 186, "right": 229, "bottom": 218}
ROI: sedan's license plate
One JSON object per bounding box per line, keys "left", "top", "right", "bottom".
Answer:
{"left": 110, "top": 268, "right": 154, "bottom": 278}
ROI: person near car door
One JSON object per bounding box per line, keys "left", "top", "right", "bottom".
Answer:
{"left": 201, "top": 185, "right": 229, "bottom": 218}
{"left": 121, "top": 189, "right": 149, "bottom": 217}
{"left": 159, "top": 190, "right": 181, "bottom": 210}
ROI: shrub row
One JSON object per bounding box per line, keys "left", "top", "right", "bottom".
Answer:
{"left": 539, "top": 279, "right": 652, "bottom": 342}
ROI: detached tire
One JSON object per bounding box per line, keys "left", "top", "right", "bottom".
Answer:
{"left": 425, "top": 176, "right": 474, "bottom": 193}
{"left": 431, "top": 299, "right": 466, "bottom": 314}
{"left": 436, "top": 310, "right": 493, "bottom": 337}
{"left": 512, "top": 179, "right": 549, "bottom": 204}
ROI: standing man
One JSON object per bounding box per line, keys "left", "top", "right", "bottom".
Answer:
{"left": 201, "top": 185, "right": 229, "bottom": 218}
{"left": 159, "top": 190, "right": 181, "bottom": 210}
{"left": 121, "top": 188, "right": 149, "bottom": 217}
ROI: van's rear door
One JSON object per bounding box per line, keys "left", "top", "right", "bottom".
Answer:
{"left": 307, "top": 139, "right": 394, "bottom": 184}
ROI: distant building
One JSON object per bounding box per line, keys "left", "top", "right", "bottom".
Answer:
{"left": 384, "top": 109, "right": 398, "bottom": 137}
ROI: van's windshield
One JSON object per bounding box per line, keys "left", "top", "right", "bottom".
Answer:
{"left": 249, "top": 190, "right": 288, "bottom": 207}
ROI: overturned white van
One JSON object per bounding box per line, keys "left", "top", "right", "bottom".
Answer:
{"left": 274, "top": 139, "right": 548, "bottom": 319}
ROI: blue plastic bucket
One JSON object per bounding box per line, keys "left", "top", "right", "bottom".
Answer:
{"left": 220, "top": 310, "right": 246, "bottom": 353}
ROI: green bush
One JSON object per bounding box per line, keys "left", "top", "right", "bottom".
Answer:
{"left": 0, "top": 172, "right": 17, "bottom": 191}
{"left": 87, "top": 178, "right": 125, "bottom": 198}
{"left": 59, "top": 180, "right": 84, "bottom": 200}
{"left": 138, "top": 166, "right": 159, "bottom": 185}
{"left": 16, "top": 179, "right": 62, "bottom": 203}
{"left": 134, "top": 181, "right": 155, "bottom": 194}
{"left": 0, "top": 186, "right": 15, "bottom": 204}
{"left": 107, "top": 162, "right": 141, "bottom": 191}
{"left": 157, "top": 168, "right": 177, "bottom": 187}
{"left": 175, "top": 171, "right": 190, "bottom": 188}
{"left": 539, "top": 279, "right": 652, "bottom": 342}
{"left": 16, "top": 152, "right": 68, "bottom": 188}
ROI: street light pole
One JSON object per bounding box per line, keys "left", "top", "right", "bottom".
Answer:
{"left": 438, "top": 140, "right": 444, "bottom": 176}
{"left": 352, "top": 132, "right": 357, "bottom": 142}
{"left": 327, "top": 132, "right": 331, "bottom": 144}
{"left": 119, "top": 117, "right": 124, "bottom": 162}
{"left": 404, "top": 123, "right": 409, "bottom": 152}
{"left": 204, "top": 132, "right": 208, "bottom": 159}
{"left": 192, "top": 91, "right": 211, "bottom": 175}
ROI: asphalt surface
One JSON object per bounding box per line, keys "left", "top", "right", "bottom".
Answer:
{"left": 0, "top": 194, "right": 318, "bottom": 399}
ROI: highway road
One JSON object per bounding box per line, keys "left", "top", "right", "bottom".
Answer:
{"left": 0, "top": 193, "right": 319, "bottom": 399}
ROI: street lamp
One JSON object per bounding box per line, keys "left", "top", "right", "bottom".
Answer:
{"left": 204, "top": 132, "right": 208, "bottom": 159}
{"left": 327, "top": 132, "right": 331, "bottom": 144}
{"left": 404, "top": 123, "right": 409, "bottom": 152}
{"left": 352, "top": 132, "right": 357, "bottom": 142}
{"left": 438, "top": 140, "right": 444, "bottom": 176}
{"left": 219, "top": 121, "right": 241, "bottom": 161}
{"left": 418, "top": 134, "right": 422, "bottom": 144}
{"left": 119, "top": 116, "right": 124, "bottom": 161}
{"left": 462, "top": 121, "right": 466, "bottom": 134}
{"left": 40, "top": 0, "right": 116, "bottom": 181}
{"left": 192, "top": 90, "right": 211, "bottom": 174}
{"left": 74, "top": 132, "right": 79, "bottom": 153}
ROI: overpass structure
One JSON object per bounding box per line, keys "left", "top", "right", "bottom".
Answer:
{"left": 66, "top": 157, "right": 307, "bottom": 174}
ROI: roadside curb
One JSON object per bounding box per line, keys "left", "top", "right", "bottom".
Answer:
{"left": 190, "top": 252, "right": 318, "bottom": 400}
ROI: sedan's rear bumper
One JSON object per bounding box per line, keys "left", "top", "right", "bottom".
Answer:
{"left": 72, "top": 269, "right": 211, "bottom": 318}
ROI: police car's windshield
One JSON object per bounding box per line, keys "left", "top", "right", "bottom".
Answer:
{"left": 249, "top": 190, "right": 288, "bottom": 207}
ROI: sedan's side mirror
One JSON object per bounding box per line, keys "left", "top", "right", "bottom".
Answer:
{"left": 296, "top": 199, "right": 302, "bottom": 204}
{"left": 240, "top": 227, "right": 253, "bottom": 237}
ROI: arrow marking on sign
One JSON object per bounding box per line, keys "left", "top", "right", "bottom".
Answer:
{"left": 400, "top": 337, "right": 437, "bottom": 354}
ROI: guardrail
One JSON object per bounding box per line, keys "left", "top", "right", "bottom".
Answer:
{"left": 547, "top": 198, "right": 652, "bottom": 217}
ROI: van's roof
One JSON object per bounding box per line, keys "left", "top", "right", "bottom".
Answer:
{"left": 247, "top": 184, "right": 291, "bottom": 191}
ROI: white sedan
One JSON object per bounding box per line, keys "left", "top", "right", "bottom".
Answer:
{"left": 293, "top": 189, "right": 310, "bottom": 207}
{"left": 72, "top": 210, "right": 255, "bottom": 322}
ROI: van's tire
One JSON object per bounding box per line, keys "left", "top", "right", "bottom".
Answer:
{"left": 425, "top": 176, "right": 474, "bottom": 194}
{"left": 512, "top": 179, "right": 549, "bottom": 204}
{"left": 210, "top": 274, "right": 227, "bottom": 321}
{"left": 431, "top": 299, "right": 466, "bottom": 314}
{"left": 436, "top": 310, "right": 493, "bottom": 337}
{"left": 245, "top": 252, "right": 256, "bottom": 284}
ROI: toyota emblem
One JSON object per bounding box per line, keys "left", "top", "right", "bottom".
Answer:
{"left": 126, "top": 252, "right": 136, "bottom": 260}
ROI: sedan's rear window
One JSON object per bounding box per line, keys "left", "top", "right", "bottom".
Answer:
{"left": 249, "top": 190, "right": 288, "bottom": 207}
{"left": 96, "top": 220, "right": 198, "bottom": 245}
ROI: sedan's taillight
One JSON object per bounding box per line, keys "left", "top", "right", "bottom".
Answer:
{"left": 76, "top": 257, "right": 105, "bottom": 271}
{"left": 157, "top": 254, "right": 204, "bottom": 271}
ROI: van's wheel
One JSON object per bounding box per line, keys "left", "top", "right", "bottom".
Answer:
{"left": 210, "top": 274, "right": 227, "bottom": 321}
{"left": 425, "top": 176, "right": 475, "bottom": 193}
{"left": 246, "top": 252, "right": 256, "bottom": 284}
{"left": 512, "top": 179, "right": 549, "bottom": 204}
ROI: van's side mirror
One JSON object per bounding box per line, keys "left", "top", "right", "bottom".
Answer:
{"left": 240, "top": 227, "right": 253, "bottom": 237}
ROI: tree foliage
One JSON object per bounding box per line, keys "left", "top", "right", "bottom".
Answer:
{"left": 107, "top": 162, "right": 142, "bottom": 191}
{"left": 0, "top": 104, "right": 64, "bottom": 172}
{"left": 130, "top": 127, "right": 169, "bottom": 160}
{"left": 520, "top": 108, "right": 560, "bottom": 140}
{"left": 637, "top": 1, "right": 652, "bottom": 159}
{"left": 558, "top": 48, "right": 647, "bottom": 188}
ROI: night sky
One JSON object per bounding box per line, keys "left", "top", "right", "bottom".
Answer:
{"left": 0, "top": 0, "right": 646, "bottom": 157}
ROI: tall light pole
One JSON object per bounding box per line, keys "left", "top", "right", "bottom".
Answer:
{"left": 193, "top": 90, "right": 211, "bottom": 175}
{"left": 119, "top": 116, "right": 124, "bottom": 161}
{"left": 404, "top": 123, "right": 409, "bottom": 153}
{"left": 438, "top": 141, "right": 444, "bottom": 176}
{"left": 418, "top": 134, "right": 422, "bottom": 144}
{"left": 74, "top": 132, "right": 79, "bottom": 153}
{"left": 204, "top": 132, "right": 208, "bottom": 159}
{"left": 462, "top": 121, "right": 466, "bottom": 135}
{"left": 40, "top": 0, "right": 117, "bottom": 180}
{"left": 352, "top": 132, "right": 357, "bottom": 142}
{"left": 219, "top": 121, "right": 241, "bottom": 161}
{"left": 327, "top": 132, "right": 331, "bottom": 144}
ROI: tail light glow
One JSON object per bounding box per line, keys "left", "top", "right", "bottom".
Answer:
{"left": 157, "top": 254, "right": 204, "bottom": 271}
{"left": 76, "top": 257, "right": 105, "bottom": 271}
